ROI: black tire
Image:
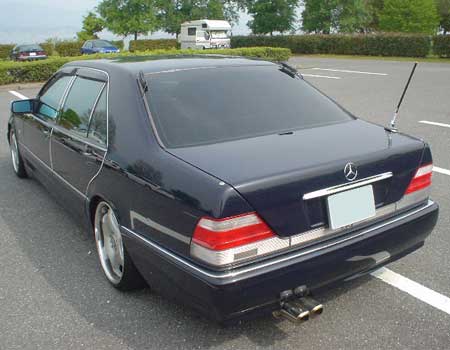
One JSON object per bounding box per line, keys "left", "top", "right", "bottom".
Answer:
{"left": 9, "top": 126, "right": 28, "bottom": 178}
{"left": 94, "top": 201, "right": 146, "bottom": 291}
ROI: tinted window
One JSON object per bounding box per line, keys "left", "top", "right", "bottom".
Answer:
{"left": 38, "top": 75, "right": 72, "bottom": 119}
{"left": 146, "top": 65, "right": 353, "bottom": 148}
{"left": 20, "top": 44, "right": 43, "bottom": 52}
{"left": 88, "top": 88, "right": 107, "bottom": 145}
{"left": 58, "top": 77, "right": 105, "bottom": 136}
{"left": 188, "top": 27, "right": 196, "bottom": 36}
{"left": 93, "top": 40, "right": 112, "bottom": 48}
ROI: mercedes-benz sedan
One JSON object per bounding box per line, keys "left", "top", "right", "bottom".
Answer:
{"left": 8, "top": 56, "right": 439, "bottom": 323}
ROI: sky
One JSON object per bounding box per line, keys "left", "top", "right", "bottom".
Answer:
{"left": 0, "top": 0, "right": 252, "bottom": 44}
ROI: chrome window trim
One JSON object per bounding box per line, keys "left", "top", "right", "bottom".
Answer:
{"left": 121, "top": 200, "right": 435, "bottom": 280}
{"left": 84, "top": 66, "right": 110, "bottom": 195}
{"left": 303, "top": 172, "right": 393, "bottom": 200}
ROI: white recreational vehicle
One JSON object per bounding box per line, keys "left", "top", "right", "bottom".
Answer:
{"left": 178, "top": 19, "right": 231, "bottom": 50}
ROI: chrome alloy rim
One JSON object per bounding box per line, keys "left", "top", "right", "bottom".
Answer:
{"left": 94, "top": 202, "right": 124, "bottom": 284}
{"left": 10, "top": 131, "right": 19, "bottom": 173}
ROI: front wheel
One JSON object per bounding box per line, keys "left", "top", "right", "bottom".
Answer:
{"left": 9, "top": 127, "right": 27, "bottom": 178}
{"left": 94, "top": 201, "right": 146, "bottom": 290}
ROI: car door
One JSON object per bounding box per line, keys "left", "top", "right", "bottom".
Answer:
{"left": 85, "top": 41, "right": 94, "bottom": 54}
{"left": 50, "top": 68, "right": 108, "bottom": 212}
{"left": 20, "top": 71, "right": 73, "bottom": 177}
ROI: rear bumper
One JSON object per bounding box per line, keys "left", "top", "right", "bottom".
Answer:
{"left": 122, "top": 200, "right": 438, "bottom": 322}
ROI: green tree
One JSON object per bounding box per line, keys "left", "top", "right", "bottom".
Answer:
{"left": 302, "top": 0, "right": 372, "bottom": 33}
{"left": 248, "top": 0, "right": 298, "bottom": 35}
{"left": 365, "top": 0, "right": 384, "bottom": 31}
{"left": 436, "top": 0, "right": 450, "bottom": 34}
{"left": 379, "top": 0, "right": 439, "bottom": 34}
{"left": 301, "top": 0, "right": 337, "bottom": 34}
{"left": 98, "top": 0, "right": 158, "bottom": 40}
{"left": 77, "top": 12, "right": 105, "bottom": 41}
{"left": 336, "top": 0, "right": 372, "bottom": 32}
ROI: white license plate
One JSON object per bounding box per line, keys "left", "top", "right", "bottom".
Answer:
{"left": 327, "top": 185, "right": 375, "bottom": 230}
{"left": 29, "top": 52, "right": 36, "bottom": 56}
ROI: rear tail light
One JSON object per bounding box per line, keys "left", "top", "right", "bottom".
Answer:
{"left": 405, "top": 163, "right": 433, "bottom": 194}
{"left": 398, "top": 163, "right": 432, "bottom": 210}
{"left": 191, "top": 212, "right": 289, "bottom": 266}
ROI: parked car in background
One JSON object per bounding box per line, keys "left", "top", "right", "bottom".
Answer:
{"left": 7, "top": 56, "right": 438, "bottom": 323}
{"left": 10, "top": 44, "right": 47, "bottom": 61}
{"left": 81, "top": 40, "right": 120, "bottom": 54}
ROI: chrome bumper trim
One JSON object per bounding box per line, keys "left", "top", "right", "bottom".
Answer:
{"left": 122, "top": 200, "right": 435, "bottom": 280}
{"left": 303, "top": 172, "right": 393, "bottom": 200}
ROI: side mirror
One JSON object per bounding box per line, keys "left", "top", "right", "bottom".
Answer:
{"left": 11, "top": 99, "right": 35, "bottom": 114}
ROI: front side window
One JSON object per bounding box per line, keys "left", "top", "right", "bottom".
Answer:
{"left": 87, "top": 88, "right": 107, "bottom": 145}
{"left": 187, "top": 27, "right": 196, "bottom": 36}
{"left": 37, "top": 75, "right": 72, "bottom": 120}
{"left": 58, "top": 76, "right": 105, "bottom": 137}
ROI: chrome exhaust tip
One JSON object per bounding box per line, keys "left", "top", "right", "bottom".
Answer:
{"left": 296, "top": 296, "right": 324, "bottom": 316}
{"left": 273, "top": 302, "right": 310, "bottom": 323}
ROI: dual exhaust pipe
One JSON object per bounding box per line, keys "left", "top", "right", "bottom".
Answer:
{"left": 273, "top": 286, "right": 323, "bottom": 323}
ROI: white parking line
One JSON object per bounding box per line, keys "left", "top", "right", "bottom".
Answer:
{"left": 419, "top": 120, "right": 450, "bottom": 129}
{"left": 302, "top": 74, "right": 341, "bottom": 80}
{"left": 310, "top": 68, "right": 388, "bottom": 76}
{"left": 372, "top": 267, "right": 450, "bottom": 315}
{"left": 434, "top": 166, "right": 450, "bottom": 176}
{"left": 9, "top": 90, "right": 28, "bottom": 100}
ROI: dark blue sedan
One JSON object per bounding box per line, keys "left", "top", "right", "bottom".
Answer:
{"left": 7, "top": 56, "right": 438, "bottom": 323}
{"left": 81, "top": 39, "right": 120, "bottom": 54}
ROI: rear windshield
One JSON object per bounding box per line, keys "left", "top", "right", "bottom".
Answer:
{"left": 19, "top": 45, "right": 43, "bottom": 51}
{"left": 146, "top": 65, "right": 353, "bottom": 148}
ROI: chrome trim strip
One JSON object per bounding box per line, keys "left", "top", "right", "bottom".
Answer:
{"left": 85, "top": 70, "right": 110, "bottom": 195}
{"left": 130, "top": 210, "right": 191, "bottom": 244}
{"left": 19, "top": 141, "right": 88, "bottom": 200}
{"left": 303, "top": 172, "right": 393, "bottom": 200}
{"left": 122, "top": 200, "right": 435, "bottom": 280}
{"left": 49, "top": 127, "right": 54, "bottom": 169}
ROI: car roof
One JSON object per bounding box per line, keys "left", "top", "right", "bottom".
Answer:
{"left": 64, "top": 55, "right": 276, "bottom": 76}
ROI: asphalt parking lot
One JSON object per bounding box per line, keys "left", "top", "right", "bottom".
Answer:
{"left": 1, "top": 57, "right": 449, "bottom": 350}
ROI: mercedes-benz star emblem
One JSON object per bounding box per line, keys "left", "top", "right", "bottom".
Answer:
{"left": 344, "top": 162, "right": 358, "bottom": 181}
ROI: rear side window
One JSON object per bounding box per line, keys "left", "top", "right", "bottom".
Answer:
{"left": 38, "top": 75, "right": 72, "bottom": 120}
{"left": 146, "top": 65, "right": 353, "bottom": 148}
{"left": 58, "top": 76, "right": 105, "bottom": 137}
{"left": 188, "top": 27, "right": 196, "bottom": 36}
{"left": 88, "top": 88, "right": 107, "bottom": 145}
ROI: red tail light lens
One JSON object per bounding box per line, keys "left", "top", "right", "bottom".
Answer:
{"left": 190, "top": 212, "right": 287, "bottom": 266}
{"left": 405, "top": 163, "right": 433, "bottom": 194}
{"left": 192, "top": 212, "right": 275, "bottom": 251}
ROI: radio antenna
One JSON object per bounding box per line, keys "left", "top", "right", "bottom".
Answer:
{"left": 390, "top": 62, "right": 418, "bottom": 132}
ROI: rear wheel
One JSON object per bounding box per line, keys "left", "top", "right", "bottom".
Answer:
{"left": 9, "top": 127, "right": 27, "bottom": 178}
{"left": 94, "top": 201, "right": 146, "bottom": 290}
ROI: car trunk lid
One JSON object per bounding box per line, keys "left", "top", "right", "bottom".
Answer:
{"left": 169, "top": 119, "right": 425, "bottom": 237}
